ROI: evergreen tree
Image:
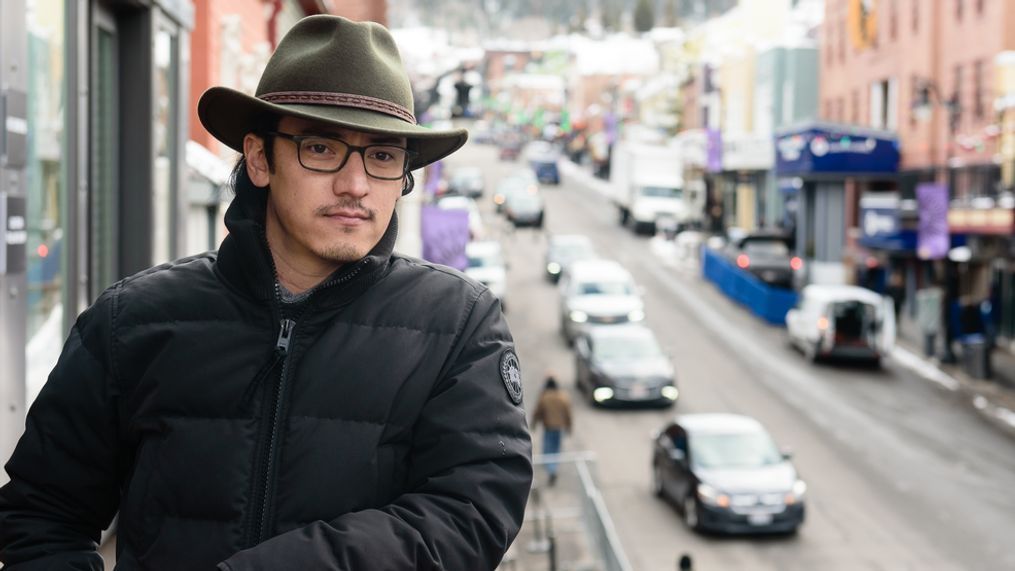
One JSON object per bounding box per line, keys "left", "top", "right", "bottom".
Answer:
{"left": 634, "top": 0, "right": 655, "bottom": 32}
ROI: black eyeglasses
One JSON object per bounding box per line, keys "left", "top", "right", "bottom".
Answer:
{"left": 267, "top": 131, "right": 416, "bottom": 180}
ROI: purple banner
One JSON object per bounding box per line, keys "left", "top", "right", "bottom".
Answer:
{"left": 916, "top": 182, "right": 949, "bottom": 260}
{"left": 706, "top": 128, "right": 723, "bottom": 173}
{"left": 421, "top": 205, "right": 469, "bottom": 271}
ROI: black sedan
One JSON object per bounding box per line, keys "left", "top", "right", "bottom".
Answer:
{"left": 651, "top": 414, "right": 806, "bottom": 534}
{"left": 574, "top": 324, "right": 678, "bottom": 407}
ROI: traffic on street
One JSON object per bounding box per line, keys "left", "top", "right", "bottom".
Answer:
{"left": 441, "top": 138, "right": 1015, "bottom": 570}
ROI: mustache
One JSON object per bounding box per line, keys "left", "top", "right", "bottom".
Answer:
{"left": 315, "top": 198, "right": 375, "bottom": 220}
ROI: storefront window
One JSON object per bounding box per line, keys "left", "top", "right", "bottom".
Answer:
{"left": 153, "top": 27, "right": 178, "bottom": 265}
{"left": 25, "top": 0, "right": 67, "bottom": 399}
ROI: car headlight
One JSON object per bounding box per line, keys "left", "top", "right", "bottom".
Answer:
{"left": 627, "top": 309, "right": 645, "bottom": 322}
{"left": 592, "top": 387, "right": 614, "bottom": 402}
{"left": 569, "top": 310, "right": 588, "bottom": 323}
{"left": 547, "top": 262, "right": 561, "bottom": 275}
{"left": 661, "top": 386, "right": 679, "bottom": 401}
{"left": 697, "top": 483, "right": 730, "bottom": 508}
{"left": 785, "top": 479, "right": 807, "bottom": 505}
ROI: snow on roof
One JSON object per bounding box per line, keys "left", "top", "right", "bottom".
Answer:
{"left": 572, "top": 35, "right": 659, "bottom": 76}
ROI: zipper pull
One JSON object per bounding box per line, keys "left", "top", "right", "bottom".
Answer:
{"left": 276, "top": 318, "right": 295, "bottom": 354}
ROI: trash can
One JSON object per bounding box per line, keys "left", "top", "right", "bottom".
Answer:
{"left": 960, "top": 334, "right": 992, "bottom": 379}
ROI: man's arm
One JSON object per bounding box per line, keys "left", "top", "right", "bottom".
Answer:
{"left": 0, "top": 298, "right": 123, "bottom": 570}
{"left": 220, "top": 290, "right": 533, "bottom": 570}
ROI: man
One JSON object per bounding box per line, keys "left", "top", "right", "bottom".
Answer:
{"left": 0, "top": 15, "right": 532, "bottom": 570}
{"left": 530, "top": 374, "right": 571, "bottom": 487}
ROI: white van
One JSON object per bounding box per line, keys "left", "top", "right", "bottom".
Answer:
{"left": 786, "top": 285, "right": 895, "bottom": 365}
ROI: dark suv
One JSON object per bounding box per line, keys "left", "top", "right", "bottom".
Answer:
{"left": 725, "top": 232, "right": 800, "bottom": 289}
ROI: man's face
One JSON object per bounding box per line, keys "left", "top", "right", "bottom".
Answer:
{"left": 250, "top": 116, "right": 407, "bottom": 268}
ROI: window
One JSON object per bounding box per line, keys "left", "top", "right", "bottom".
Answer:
{"left": 890, "top": 0, "right": 898, "bottom": 40}
{"left": 153, "top": 27, "right": 179, "bottom": 265}
{"left": 912, "top": 0, "right": 919, "bottom": 33}
{"left": 25, "top": 0, "right": 68, "bottom": 398}
{"left": 851, "top": 89, "right": 860, "bottom": 124}
{"left": 976, "top": 0, "right": 984, "bottom": 16}
{"left": 956, "top": 0, "right": 963, "bottom": 21}
{"left": 870, "top": 79, "right": 898, "bottom": 129}
{"left": 952, "top": 64, "right": 963, "bottom": 131}
{"left": 839, "top": 19, "right": 846, "bottom": 63}
{"left": 974, "top": 59, "right": 985, "bottom": 119}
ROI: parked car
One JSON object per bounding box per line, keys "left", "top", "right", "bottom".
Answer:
{"left": 558, "top": 259, "right": 644, "bottom": 344}
{"left": 436, "top": 195, "right": 485, "bottom": 240}
{"left": 465, "top": 240, "right": 508, "bottom": 310}
{"left": 448, "top": 166, "right": 485, "bottom": 198}
{"left": 545, "top": 234, "right": 598, "bottom": 283}
{"left": 493, "top": 171, "right": 538, "bottom": 214}
{"left": 504, "top": 190, "right": 545, "bottom": 228}
{"left": 651, "top": 414, "right": 807, "bottom": 534}
{"left": 724, "top": 231, "right": 800, "bottom": 289}
{"left": 524, "top": 140, "right": 561, "bottom": 184}
{"left": 574, "top": 324, "right": 678, "bottom": 407}
{"left": 497, "top": 132, "right": 525, "bottom": 161}
{"left": 786, "top": 284, "right": 895, "bottom": 364}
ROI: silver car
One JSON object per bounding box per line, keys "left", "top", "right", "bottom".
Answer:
{"left": 558, "top": 259, "right": 644, "bottom": 344}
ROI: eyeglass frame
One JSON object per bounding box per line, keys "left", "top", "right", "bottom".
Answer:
{"left": 266, "top": 131, "right": 417, "bottom": 181}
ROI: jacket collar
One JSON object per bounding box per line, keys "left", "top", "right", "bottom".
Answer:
{"left": 215, "top": 184, "right": 397, "bottom": 304}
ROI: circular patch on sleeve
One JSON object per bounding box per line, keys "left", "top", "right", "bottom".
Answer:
{"left": 499, "top": 348, "right": 523, "bottom": 405}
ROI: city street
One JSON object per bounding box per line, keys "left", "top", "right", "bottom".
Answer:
{"left": 444, "top": 139, "right": 1015, "bottom": 570}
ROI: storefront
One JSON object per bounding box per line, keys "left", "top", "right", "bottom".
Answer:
{"left": 949, "top": 205, "right": 1015, "bottom": 347}
{"left": 775, "top": 122, "right": 900, "bottom": 286}
{"left": 713, "top": 131, "right": 774, "bottom": 231}
{"left": 2, "top": 0, "right": 192, "bottom": 466}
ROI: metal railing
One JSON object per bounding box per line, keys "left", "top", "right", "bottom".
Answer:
{"left": 504, "top": 451, "right": 632, "bottom": 571}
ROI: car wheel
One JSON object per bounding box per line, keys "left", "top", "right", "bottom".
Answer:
{"left": 683, "top": 494, "right": 701, "bottom": 531}
{"left": 652, "top": 463, "right": 665, "bottom": 498}
{"left": 803, "top": 341, "right": 819, "bottom": 363}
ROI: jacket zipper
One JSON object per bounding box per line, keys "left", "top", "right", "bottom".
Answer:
{"left": 252, "top": 317, "right": 295, "bottom": 544}
{"left": 246, "top": 248, "right": 367, "bottom": 545}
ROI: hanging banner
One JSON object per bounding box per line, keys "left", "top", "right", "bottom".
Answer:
{"left": 917, "top": 182, "right": 949, "bottom": 260}
{"left": 421, "top": 205, "right": 469, "bottom": 271}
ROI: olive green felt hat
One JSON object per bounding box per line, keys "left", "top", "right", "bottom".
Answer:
{"left": 198, "top": 15, "right": 466, "bottom": 170}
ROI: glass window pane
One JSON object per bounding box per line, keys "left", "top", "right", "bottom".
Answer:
{"left": 25, "top": 0, "right": 67, "bottom": 401}
{"left": 153, "top": 28, "right": 177, "bottom": 265}
{"left": 90, "top": 26, "right": 118, "bottom": 300}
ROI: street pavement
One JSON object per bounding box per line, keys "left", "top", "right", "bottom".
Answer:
{"left": 447, "top": 137, "right": 1015, "bottom": 570}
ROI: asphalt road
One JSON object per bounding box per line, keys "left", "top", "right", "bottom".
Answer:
{"left": 447, "top": 138, "right": 1015, "bottom": 571}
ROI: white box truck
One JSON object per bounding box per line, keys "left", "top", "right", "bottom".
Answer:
{"left": 609, "top": 141, "right": 690, "bottom": 235}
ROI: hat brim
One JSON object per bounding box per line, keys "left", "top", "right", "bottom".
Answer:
{"left": 198, "top": 87, "right": 467, "bottom": 171}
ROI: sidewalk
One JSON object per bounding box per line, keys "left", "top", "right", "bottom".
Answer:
{"left": 560, "top": 158, "right": 1015, "bottom": 439}
{"left": 894, "top": 313, "right": 1015, "bottom": 438}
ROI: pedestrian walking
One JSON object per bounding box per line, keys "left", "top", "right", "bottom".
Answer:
{"left": 531, "top": 375, "right": 573, "bottom": 486}
{"left": 0, "top": 15, "right": 532, "bottom": 570}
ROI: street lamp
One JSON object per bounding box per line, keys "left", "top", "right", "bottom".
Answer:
{"left": 912, "top": 77, "right": 961, "bottom": 138}
{"left": 911, "top": 76, "right": 962, "bottom": 363}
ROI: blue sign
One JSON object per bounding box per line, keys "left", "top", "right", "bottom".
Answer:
{"left": 775, "top": 122, "right": 900, "bottom": 175}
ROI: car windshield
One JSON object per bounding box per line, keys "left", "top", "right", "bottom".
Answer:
{"left": 690, "top": 431, "right": 783, "bottom": 469}
{"left": 510, "top": 194, "right": 542, "bottom": 209}
{"left": 594, "top": 334, "right": 662, "bottom": 360}
{"left": 554, "top": 242, "right": 595, "bottom": 260}
{"left": 467, "top": 250, "right": 503, "bottom": 268}
{"left": 577, "top": 279, "right": 634, "bottom": 296}
{"left": 743, "top": 241, "right": 789, "bottom": 256}
{"left": 639, "top": 186, "right": 682, "bottom": 199}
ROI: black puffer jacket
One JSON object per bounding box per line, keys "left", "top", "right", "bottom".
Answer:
{"left": 0, "top": 185, "right": 533, "bottom": 570}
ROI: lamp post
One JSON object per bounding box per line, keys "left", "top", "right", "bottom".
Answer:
{"left": 912, "top": 77, "right": 961, "bottom": 363}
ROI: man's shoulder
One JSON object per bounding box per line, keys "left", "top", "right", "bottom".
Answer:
{"left": 113, "top": 251, "right": 219, "bottom": 301}
{"left": 388, "top": 252, "right": 484, "bottom": 296}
